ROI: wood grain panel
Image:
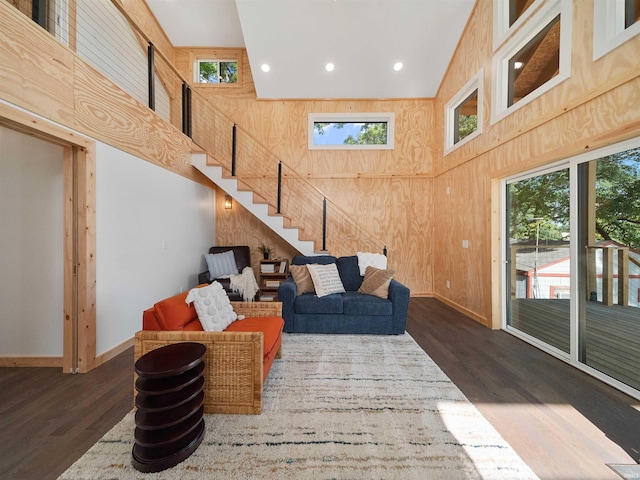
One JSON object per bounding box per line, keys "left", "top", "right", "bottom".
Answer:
{"left": 214, "top": 189, "right": 300, "bottom": 271}
{"left": 432, "top": 0, "right": 640, "bottom": 326}
{"left": 0, "top": 1, "right": 75, "bottom": 125}
{"left": 72, "top": 59, "right": 196, "bottom": 180}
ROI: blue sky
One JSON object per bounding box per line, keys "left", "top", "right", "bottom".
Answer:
{"left": 313, "top": 122, "right": 364, "bottom": 145}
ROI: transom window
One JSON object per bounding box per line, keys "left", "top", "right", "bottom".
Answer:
{"left": 308, "top": 113, "right": 394, "bottom": 150}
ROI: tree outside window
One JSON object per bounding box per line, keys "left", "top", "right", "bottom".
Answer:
{"left": 197, "top": 60, "right": 238, "bottom": 84}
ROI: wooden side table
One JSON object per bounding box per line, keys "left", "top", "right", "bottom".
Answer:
{"left": 132, "top": 342, "right": 206, "bottom": 473}
{"left": 259, "top": 258, "right": 289, "bottom": 301}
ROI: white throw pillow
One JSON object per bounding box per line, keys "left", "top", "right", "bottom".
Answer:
{"left": 205, "top": 250, "right": 239, "bottom": 281}
{"left": 185, "top": 282, "right": 237, "bottom": 331}
{"left": 356, "top": 251, "right": 388, "bottom": 276}
{"left": 306, "top": 263, "right": 346, "bottom": 298}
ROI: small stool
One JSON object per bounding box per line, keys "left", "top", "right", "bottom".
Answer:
{"left": 132, "top": 342, "right": 206, "bottom": 473}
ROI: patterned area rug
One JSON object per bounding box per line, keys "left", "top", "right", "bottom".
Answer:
{"left": 59, "top": 333, "right": 538, "bottom": 479}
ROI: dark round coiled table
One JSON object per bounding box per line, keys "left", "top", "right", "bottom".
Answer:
{"left": 132, "top": 342, "right": 206, "bottom": 473}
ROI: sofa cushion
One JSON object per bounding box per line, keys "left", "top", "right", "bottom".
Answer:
{"left": 225, "top": 316, "right": 284, "bottom": 360}
{"left": 358, "top": 266, "right": 395, "bottom": 299}
{"left": 295, "top": 293, "right": 343, "bottom": 314}
{"left": 154, "top": 291, "right": 197, "bottom": 330}
{"left": 307, "top": 263, "right": 346, "bottom": 297}
{"left": 342, "top": 291, "right": 393, "bottom": 316}
{"left": 336, "top": 255, "right": 364, "bottom": 291}
{"left": 289, "top": 264, "right": 315, "bottom": 295}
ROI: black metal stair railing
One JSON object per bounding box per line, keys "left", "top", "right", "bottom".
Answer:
{"left": 90, "top": 0, "right": 389, "bottom": 257}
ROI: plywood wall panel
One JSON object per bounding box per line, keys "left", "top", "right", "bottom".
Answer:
{"left": 72, "top": 59, "right": 200, "bottom": 182}
{"left": 214, "top": 189, "right": 300, "bottom": 271}
{"left": 432, "top": 0, "right": 640, "bottom": 326}
{"left": 0, "top": 3, "right": 75, "bottom": 125}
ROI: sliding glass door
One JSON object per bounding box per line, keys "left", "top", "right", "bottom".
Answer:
{"left": 504, "top": 141, "right": 640, "bottom": 397}
{"left": 506, "top": 168, "right": 571, "bottom": 355}
{"left": 578, "top": 150, "right": 640, "bottom": 391}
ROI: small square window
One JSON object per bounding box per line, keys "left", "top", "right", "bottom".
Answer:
{"left": 445, "top": 70, "right": 483, "bottom": 153}
{"left": 507, "top": 15, "right": 560, "bottom": 108}
{"left": 196, "top": 60, "right": 238, "bottom": 84}
{"left": 492, "top": 0, "right": 571, "bottom": 123}
{"left": 454, "top": 90, "right": 478, "bottom": 144}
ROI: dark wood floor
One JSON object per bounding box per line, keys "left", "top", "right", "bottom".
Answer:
{"left": 0, "top": 346, "right": 133, "bottom": 480}
{"left": 1, "top": 297, "right": 639, "bottom": 480}
{"left": 408, "top": 297, "right": 640, "bottom": 480}
{"left": 510, "top": 298, "right": 640, "bottom": 390}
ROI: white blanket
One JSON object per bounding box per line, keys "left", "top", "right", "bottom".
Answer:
{"left": 229, "top": 266, "right": 260, "bottom": 302}
{"left": 356, "top": 251, "right": 388, "bottom": 275}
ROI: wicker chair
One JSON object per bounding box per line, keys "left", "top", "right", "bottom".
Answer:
{"left": 135, "top": 301, "right": 282, "bottom": 415}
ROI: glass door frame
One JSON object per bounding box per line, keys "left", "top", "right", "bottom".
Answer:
{"left": 500, "top": 137, "right": 640, "bottom": 401}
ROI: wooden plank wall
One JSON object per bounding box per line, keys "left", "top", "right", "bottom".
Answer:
{"left": 4, "top": 0, "right": 639, "bottom": 321}
{"left": 0, "top": 1, "right": 207, "bottom": 187}
{"left": 175, "top": 48, "right": 436, "bottom": 294}
{"left": 433, "top": 0, "right": 640, "bottom": 326}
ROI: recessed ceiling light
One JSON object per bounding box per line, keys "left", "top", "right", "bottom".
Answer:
{"left": 325, "top": 63, "right": 335, "bottom": 72}
{"left": 261, "top": 64, "right": 270, "bottom": 73}
{"left": 393, "top": 62, "right": 403, "bottom": 72}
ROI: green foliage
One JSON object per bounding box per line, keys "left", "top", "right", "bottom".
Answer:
{"left": 343, "top": 123, "right": 387, "bottom": 145}
{"left": 457, "top": 115, "right": 477, "bottom": 142}
{"left": 313, "top": 122, "right": 387, "bottom": 145}
{"left": 507, "top": 147, "right": 640, "bottom": 249}
{"left": 219, "top": 62, "right": 238, "bottom": 83}
{"left": 508, "top": 169, "right": 570, "bottom": 242}
{"left": 198, "top": 61, "right": 238, "bottom": 83}
{"left": 594, "top": 149, "right": 640, "bottom": 248}
{"left": 199, "top": 61, "right": 218, "bottom": 83}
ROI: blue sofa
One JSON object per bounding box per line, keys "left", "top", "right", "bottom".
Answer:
{"left": 277, "top": 255, "right": 410, "bottom": 334}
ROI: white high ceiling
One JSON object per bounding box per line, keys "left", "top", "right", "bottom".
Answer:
{"left": 146, "top": 0, "right": 476, "bottom": 99}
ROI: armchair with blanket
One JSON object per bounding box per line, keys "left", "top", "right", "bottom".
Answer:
{"left": 197, "top": 246, "right": 259, "bottom": 301}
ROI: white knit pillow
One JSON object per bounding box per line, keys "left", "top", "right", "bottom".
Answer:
{"left": 306, "top": 263, "right": 346, "bottom": 298}
{"left": 185, "top": 282, "right": 237, "bottom": 331}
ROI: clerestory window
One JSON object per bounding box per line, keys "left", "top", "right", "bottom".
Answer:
{"left": 196, "top": 60, "right": 238, "bottom": 84}
{"left": 308, "top": 113, "right": 394, "bottom": 150}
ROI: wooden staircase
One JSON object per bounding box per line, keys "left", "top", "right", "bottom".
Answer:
{"left": 192, "top": 153, "right": 318, "bottom": 255}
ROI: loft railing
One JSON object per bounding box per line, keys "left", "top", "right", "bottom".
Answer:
{"left": 9, "top": 0, "right": 388, "bottom": 256}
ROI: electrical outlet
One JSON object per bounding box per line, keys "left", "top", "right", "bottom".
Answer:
{"left": 446, "top": 280, "right": 450, "bottom": 288}
{"left": 462, "top": 239, "right": 469, "bottom": 249}
{"left": 162, "top": 240, "right": 168, "bottom": 249}
{"left": 179, "top": 286, "right": 184, "bottom": 293}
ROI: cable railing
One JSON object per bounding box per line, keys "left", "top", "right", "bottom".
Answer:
{"left": 9, "top": 0, "right": 388, "bottom": 256}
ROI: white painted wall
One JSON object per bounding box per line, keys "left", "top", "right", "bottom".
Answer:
{"left": 95, "top": 143, "right": 215, "bottom": 355}
{"left": 0, "top": 126, "right": 64, "bottom": 356}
